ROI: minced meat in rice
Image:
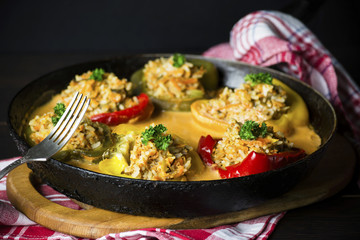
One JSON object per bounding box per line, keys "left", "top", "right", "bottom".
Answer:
{"left": 212, "top": 120, "right": 293, "bottom": 168}
{"left": 58, "top": 69, "right": 136, "bottom": 116}
{"left": 199, "top": 81, "right": 289, "bottom": 123}
{"left": 143, "top": 55, "right": 206, "bottom": 99}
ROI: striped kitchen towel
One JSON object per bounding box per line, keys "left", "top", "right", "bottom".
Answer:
{"left": 204, "top": 10, "right": 360, "bottom": 145}
{"left": 0, "top": 157, "right": 284, "bottom": 239}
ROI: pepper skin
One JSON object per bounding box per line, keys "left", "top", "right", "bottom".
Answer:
{"left": 197, "top": 134, "right": 306, "bottom": 179}
{"left": 90, "top": 93, "right": 150, "bottom": 126}
{"left": 197, "top": 135, "right": 217, "bottom": 166}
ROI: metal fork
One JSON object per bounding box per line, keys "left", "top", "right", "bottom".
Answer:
{"left": 0, "top": 92, "right": 90, "bottom": 180}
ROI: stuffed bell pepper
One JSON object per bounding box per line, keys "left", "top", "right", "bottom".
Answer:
{"left": 98, "top": 123, "right": 203, "bottom": 181}
{"left": 197, "top": 120, "right": 306, "bottom": 178}
{"left": 191, "top": 72, "right": 309, "bottom": 137}
{"left": 130, "top": 53, "right": 219, "bottom": 111}
{"left": 27, "top": 102, "right": 114, "bottom": 162}
{"left": 57, "top": 68, "right": 153, "bottom": 126}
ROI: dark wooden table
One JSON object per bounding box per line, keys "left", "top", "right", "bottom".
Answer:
{"left": 1, "top": 54, "right": 360, "bottom": 239}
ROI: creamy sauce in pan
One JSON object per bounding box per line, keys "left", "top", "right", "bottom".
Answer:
{"left": 31, "top": 100, "right": 321, "bottom": 181}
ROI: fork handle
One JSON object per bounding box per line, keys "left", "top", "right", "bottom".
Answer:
{"left": 0, "top": 157, "right": 46, "bottom": 180}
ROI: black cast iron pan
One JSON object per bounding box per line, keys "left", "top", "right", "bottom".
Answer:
{"left": 8, "top": 54, "right": 336, "bottom": 218}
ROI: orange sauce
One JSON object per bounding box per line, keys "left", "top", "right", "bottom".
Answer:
{"left": 30, "top": 99, "right": 321, "bottom": 181}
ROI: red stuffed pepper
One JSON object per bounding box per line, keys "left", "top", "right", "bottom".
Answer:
{"left": 197, "top": 120, "right": 306, "bottom": 178}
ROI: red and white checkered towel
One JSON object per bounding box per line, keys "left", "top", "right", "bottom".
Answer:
{"left": 204, "top": 10, "right": 360, "bottom": 144}
{"left": 2, "top": 10, "right": 359, "bottom": 240}
{"left": 0, "top": 157, "right": 283, "bottom": 239}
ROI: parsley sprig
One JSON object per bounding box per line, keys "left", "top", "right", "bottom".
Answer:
{"left": 244, "top": 73, "right": 273, "bottom": 86}
{"left": 172, "top": 53, "right": 186, "bottom": 68}
{"left": 51, "top": 103, "right": 66, "bottom": 126}
{"left": 89, "top": 68, "right": 105, "bottom": 81}
{"left": 239, "top": 120, "right": 268, "bottom": 140}
{"left": 141, "top": 124, "right": 172, "bottom": 150}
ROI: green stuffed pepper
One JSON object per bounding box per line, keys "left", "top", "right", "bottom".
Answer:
{"left": 130, "top": 54, "right": 218, "bottom": 111}
{"left": 26, "top": 105, "right": 115, "bottom": 163}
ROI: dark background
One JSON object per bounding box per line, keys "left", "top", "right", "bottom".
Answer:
{"left": 0, "top": 0, "right": 359, "bottom": 70}
{"left": 0, "top": 0, "right": 359, "bottom": 158}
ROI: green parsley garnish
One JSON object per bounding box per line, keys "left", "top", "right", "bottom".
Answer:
{"left": 154, "top": 134, "right": 172, "bottom": 151}
{"left": 172, "top": 53, "right": 186, "bottom": 68}
{"left": 89, "top": 68, "right": 105, "bottom": 81}
{"left": 239, "top": 120, "right": 268, "bottom": 140}
{"left": 141, "top": 124, "right": 172, "bottom": 150}
{"left": 51, "top": 103, "right": 66, "bottom": 126}
{"left": 244, "top": 72, "right": 273, "bottom": 86}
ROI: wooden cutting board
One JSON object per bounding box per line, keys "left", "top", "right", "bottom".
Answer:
{"left": 6, "top": 134, "right": 356, "bottom": 239}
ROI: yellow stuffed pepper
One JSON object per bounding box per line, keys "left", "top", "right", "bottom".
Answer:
{"left": 191, "top": 72, "right": 309, "bottom": 137}
{"left": 99, "top": 123, "right": 204, "bottom": 181}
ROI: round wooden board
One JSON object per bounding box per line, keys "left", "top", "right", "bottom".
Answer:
{"left": 6, "top": 134, "right": 356, "bottom": 239}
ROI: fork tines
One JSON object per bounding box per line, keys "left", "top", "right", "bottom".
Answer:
{"left": 48, "top": 92, "right": 90, "bottom": 147}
